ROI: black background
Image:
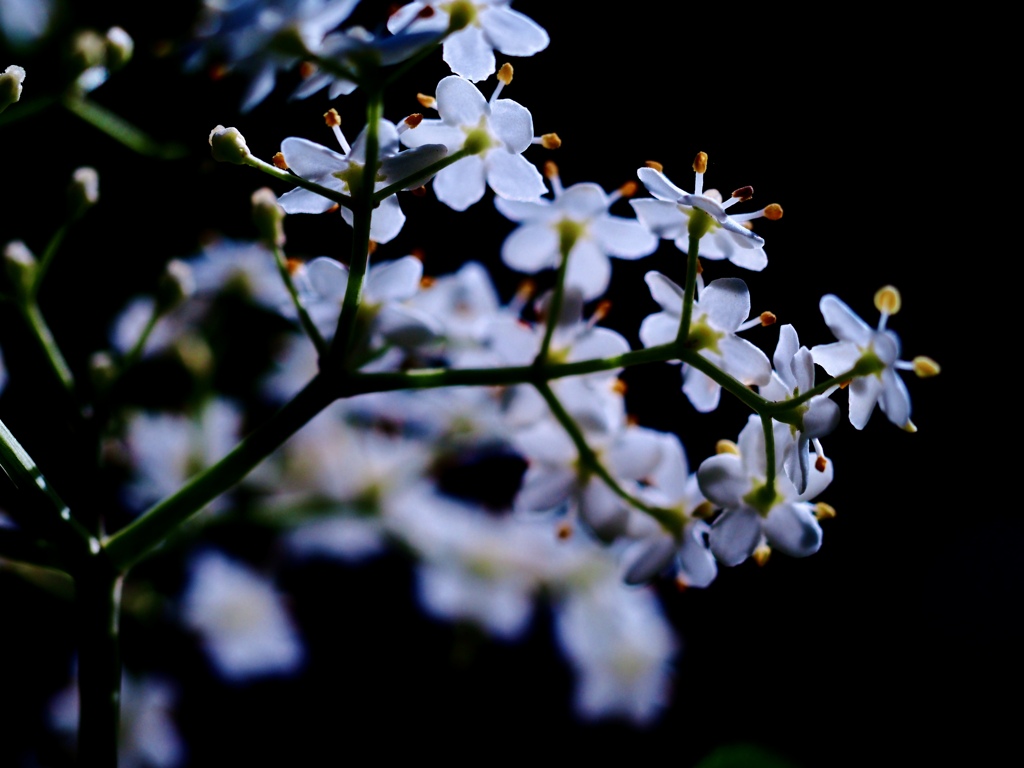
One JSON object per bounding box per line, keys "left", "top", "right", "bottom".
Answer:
{"left": 1, "top": 2, "right": 1013, "bottom": 766}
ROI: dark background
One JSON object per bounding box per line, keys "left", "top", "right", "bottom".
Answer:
{"left": 1, "top": 2, "right": 1012, "bottom": 766}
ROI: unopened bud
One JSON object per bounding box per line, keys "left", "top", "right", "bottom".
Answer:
{"left": 68, "top": 167, "right": 99, "bottom": 218}
{"left": 913, "top": 356, "right": 940, "bottom": 377}
{"left": 540, "top": 132, "right": 561, "bottom": 149}
{"left": 4, "top": 240, "right": 37, "bottom": 296}
{"left": 209, "top": 125, "right": 250, "bottom": 164}
{"left": 693, "top": 151, "right": 708, "bottom": 174}
{"left": 70, "top": 30, "right": 107, "bottom": 74}
{"left": 251, "top": 187, "right": 286, "bottom": 246}
{"left": 175, "top": 336, "right": 214, "bottom": 379}
{"left": 89, "top": 351, "right": 118, "bottom": 391}
{"left": 105, "top": 27, "right": 134, "bottom": 71}
{"left": 874, "top": 285, "right": 901, "bottom": 315}
{"left": 0, "top": 65, "right": 26, "bottom": 113}
{"left": 156, "top": 259, "right": 195, "bottom": 313}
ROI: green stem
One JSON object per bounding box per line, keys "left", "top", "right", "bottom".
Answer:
{"left": 372, "top": 146, "right": 473, "bottom": 201}
{"left": 676, "top": 234, "right": 701, "bottom": 343}
{"left": 30, "top": 223, "right": 69, "bottom": 299}
{"left": 270, "top": 242, "right": 328, "bottom": 356}
{"left": 245, "top": 154, "right": 354, "bottom": 210}
{"left": 325, "top": 95, "right": 382, "bottom": 368}
{"left": 120, "top": 302, "right": 162, "bottom": 373}
{"left": 103, "top": 374, "right": 335, "bottom": 571}
{"left": 22, "top": 301, "right": 75, "bottom": 395}
{"left": 75, "top": 560, "right": 123, "bottom": 768}
{"left": 535, "top": 381, "right": 682, "bottom": 535}
{"left": 63, "top": 95, "right": 187, "bottom": 160}
{"left": 760, "top": 412, "right": 777, "bottom": 489}
{"left": 536, "top": 235, "right": 573, "bottom": 364}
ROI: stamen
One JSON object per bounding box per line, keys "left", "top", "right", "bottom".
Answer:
{"left": 912, "top": 356, "right": 941, "bottom": 377}
{"left": 715, "top": 439, "right": 740, "bottom": 456}
{"left": 753, "top": 542, "right": 771, "bottom": 566}
{"left": 693, "top": 151, "right": 707, "bottom": 196}
{"left": 490, "top": 63, "right": 513, "bottom": 102}
{"left": 759, "top": 311, "right": 777, "bottom": 327}
{"left": 644, "top": 160, "right": 664, "bottom": 172}
{"left": 323, "top": 108, "right": 350, "bottom": 154}
{"left": 416, "top": 92, "right": 436, "bottom": 109}
{"left": 874, "top": 285, "right": 901, "bottom": 318}
{"left": 536, "top": 132, "right": 561, "bottom": 149}
{"left": 763, "top": 203, "right": 783, "bottom": 220}
{"left": 814, "top": 502, "right": 836, "bottom": 520}
{"left": 272, "top": 152, "right": 288, "bottom": 170}
{"left": 399, "top": 113, "right": 424, "bottom": 134}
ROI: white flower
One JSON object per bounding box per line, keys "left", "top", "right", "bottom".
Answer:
{"left": 180, "top": 550, "right": 304, "bottom": 681}
{"left": 639, "top": 271, "right": 772, "bottom": 412}
{"left": 699, "top": 416, "right": 833, "bottom": 567}
{"left": 495, "top": 170, "right": 658, "bottom": 300}
{"left": 388, "top": 0, "right": 549, "bottom": 82}
{"left": 760, "top": 323, "right": 840, "bottom": 493}
{"left": 298, "top": 254, "right": 442, "bottom": 352}
{"left": 810, "top": 287, "right": 930, "bottom": 431}
{"left": 186, "top": 0, "right": 361, "bottom": 111}
{"left": 400, "top": 73, "right": 545, "bottom": 210}
{"left": 630, "top": 154, "right": 781, "bottom": 271}
{"left": 277, "top": 118, "right": 447, "bottom": 243}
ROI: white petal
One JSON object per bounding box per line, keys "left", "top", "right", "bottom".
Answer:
{"left": 580, "top": 481, "right": 630, "bottom": 540}
{"left": 565, "top": 241, "right": 611, "bottom": 299}
{"left": 811, "top": 340, "right": 861, "bottom": 377}
{"left": 763, "top": 503, "right": 822, "bottom": 558}
{"left": 717, "top": 337, "right": 772, "bottom": 387}
{"left": 400, "top": 120, "right": 465, "bottom": 150}
{"left": 644, "top": 271, "right": 684, "bottom": 313}
{"left": 436, "top": 74, "right": 488, "bottom": 126}
{"left": 570, "top": 327, "right": 630, "bottom": 362}
{"left": 375, "top": 305, "right": 441, "bottom": 347}
{"left": 848, "top": 375, "right": 883, "bottom": 429}
{"left": 479, "top": 7, "right": 549, "bottom": 55}
{"left": 306, "top": 257, "right": 349, "bottom": 301}
{"left": 490, "top": 99, "right": 535, "bottom": 154}
{"left": 879, "top": 368, "right": 912, "bottom": 428}
{"left": 433, "top": 156, "right": 487, "bottom": 211}
{"left": 281, "top": 137, "right": 347, "bottom": 180}
{"left": 590, "top": 216, "right": 659, "bottom": 259}
{"left": 514, "top": 465, "right": 575, "bottom": 513}
{"left": 501, "top": 223, "right": 559, "bottom": 272}
{"left": 700, "top": 278, "right": 751, "bottom": 332}
{"left": 639, "top": 312, "right": 679, "bottom": 349}
{"left": 637, "top": 167, "right": 690, "bottom": 202}
{"left": 630, "top": 199, "right": 687, "bottom": 241}
{"left": 485, "top": 151, "right": 545, "bottom": 201}
{"left": 709, "top": 509, "right": 761, "bottom": 567}
{"left": 820, "top": 294, "right": 874, "bottom": 345}
{"left": 277, "top": 186, "right": 337, "bottom": 214}
{"left": 623, "top": 534, "right": 677, "bottom": 585}
{"left": 367, "top": 255, "right": 423, "bottom": 302}
{"left": 381, "top": 144, "right": 449, "bottom": 190}
{"left": 495, "top": 195, "right": 552, "bottom": 223}
{"left": 607, "top": 427, "right": 663, "bottom": 480}
{"left": 677, "top": 523, "right": 717, "bottom": 588}
{"left": 342, "top": 195, "right": 405, "bottom": 243}
{"left": 696, "top": 453, "right": 747, "bottom": 509}
{"left": 442, "top": 26, "right": 496, "bottom": 82}
{"left": 682, "top": 366, "right": 722, "bottom": 412}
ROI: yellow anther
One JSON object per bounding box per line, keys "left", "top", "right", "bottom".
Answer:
{"left": 416, "top": 93, "right": 436, "bottom": 109}
{"left": 540, "top": 132, "right": 561, "bottom": 149}
{"left": 593, "top": 300, "right": 612, "bottom": 322}
{"left": 753, "top": 543, "right": 771, "bottom": 566}
{"left": 543, "top": 160, "right": 559, "bottom": 179}
{"left": 618, "top": 180, "right": 638, "bottom": 197}
{"left": 715, "top": 439, "right": 740, "bottom": 456}
{"left": 644, "top": 160, "right": 664, "bottom": 172}
{"left": 497, "top": 62, "right": 513, "bottom": 85}
{"left": 692, "top": 501, "right": 716, "bottom": 520}
{"left": 272, "top": 152, "right": 288, "bottom": 170}
{"left": 404, "top": 113, "right": 424, "bottom": 129}
{"left": 815, "top": 456, "right": 828, "bottom": 473}
{"left": 323, "top": 108, "right": 341, "bottom": 128}
{"left": 731, "top": 185, "right": 754, "bottom": 202}
{"left": 913, "top": 356, "right": 941, "bottom": 377}
{"left": 693, "top": 151, "right": 708, "bottom": 174}
{"left": 874, "top": 285, "right": 902, "bottom": 315}
{"left": 814, "top": 502, "right": 837, "bottom": 520}
{"left": 612, "top": 379, "right": 628, "bottom": 396}
{"left": 675, "top": 574, "right": 689, "bottom": 592}
{"left": 763, "top": 203, "right": 783, "bottom": 220}
{"left": 903, "top": 420, "right": 918, "bottom": 433}
{"left": 556, "top": 520, "right": 573, "bottom": 540}
{"left": 286, "top": 257, "right": 303, "bottom": 276}
{"left": 759, "top": 311, "right": 777, "bottom": 327}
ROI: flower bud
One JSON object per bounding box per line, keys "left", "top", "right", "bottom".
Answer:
{"left": 209, "top": 125, "right": 250, "bottom": 164}
{"left": 156, "top": 259, "right": 195, "bottom": 314}
{"left": 89, "top": 351, "right": 118, "bottom": 392}
{"left": 68, "top": 166, "right": 99, "bottom": 219}
{"left": 70, "top": 29, "right": 107, "bottom": 74}
{"left": 104, "top": 27, "right": 134, "bottom": 72}
{"left": 3, "top": 240, "right": 37, "bottom": 297}
{"left": 251, "top": 187, "right": 286, "bottom": 247}
{"left": 0, "top": 65, "right": 26, "bottom": 113}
